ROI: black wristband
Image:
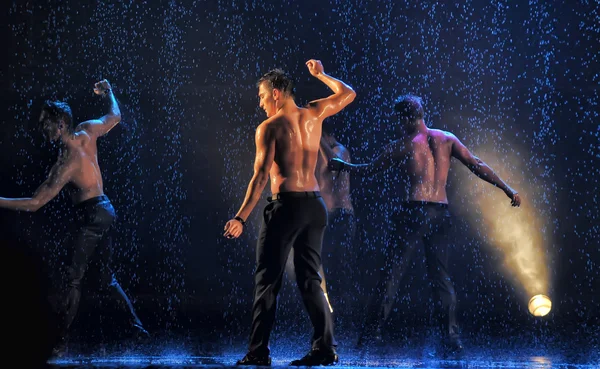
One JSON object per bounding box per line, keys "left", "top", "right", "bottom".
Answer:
{"left": 103, "top": 88, "right": 112, "bottom": 96}
{"left": 234, "top": 216, "right": 246, "bottom": 226}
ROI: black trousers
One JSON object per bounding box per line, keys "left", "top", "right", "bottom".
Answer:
{"left": 61, "top": 195, "right": 143, "bottom": 338}
{"left": 248, "top": 192, "right": 336, "bottom": 355}
{"left": 363, "top": 201, "right": 459, "bottom": 340}
{"left": 321, "top": 208, "right": 357, "bottom": 298}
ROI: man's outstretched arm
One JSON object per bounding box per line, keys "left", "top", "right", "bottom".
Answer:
{"left": 305, "top": 59, "right": 356, "bottom": 119}
{"left": 0, "top": 160, "right": 73, "bottom": 212}
{"left": 77, "top": 79, "right": 121, "bottom": 137}
{"left": 224, "top": 122, "right": 276, "bottom": 239}
{"left": 328, "top": 140, "right": 400, "bottom": 177}
{"left": 450, "top": 133, "right": 521, "bottom": 207}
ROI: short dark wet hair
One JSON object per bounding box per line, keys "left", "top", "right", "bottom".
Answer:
{"left": 393, "top": 94, "right": 424, "bottom": 121}
{"left": 257, "top": 68, "right": 295, "bottom": 97}
{"left": 39, "top": 100, "right": 73, "bottom": 130}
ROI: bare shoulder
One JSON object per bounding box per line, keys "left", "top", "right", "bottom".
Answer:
{"left": 258, "top": 116, "right": 279, "bottom": 129}
{"left": 303, "top": 101, "right": 324, "bottom": 118}
{"left": 73, "top": 128, "right": 93, "bottom": 146}
{"left": 256, "top": 117, "right": 280, "bottom": 139}
{"left": 428, "top": 128, "right": 454, "bottom": 138}
{"left": 429, "top": 128, "right": 457, "bottom": 143}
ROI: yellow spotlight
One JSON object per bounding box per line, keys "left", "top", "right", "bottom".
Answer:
{"left": 528, "top": 294, "right": 552, "bottom": 317}
{"left": 455, "top": 139, "right": 553, "bottom": 317}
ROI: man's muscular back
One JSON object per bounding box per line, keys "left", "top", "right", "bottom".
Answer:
{"left": 398, "top": 128, "right": 453, "bottom": 204}
{"left": 264, "top": 107, "right": 322, "bottom": 194}
{"left": 65, "top": 129, "right": 105, "bottom": 203}
{"left": 328, "top": 94, "right": 520, "bottom": 209}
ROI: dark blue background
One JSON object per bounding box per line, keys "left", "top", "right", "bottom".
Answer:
{"left": 0, "top": 0, "right": 597, "bottom": 348}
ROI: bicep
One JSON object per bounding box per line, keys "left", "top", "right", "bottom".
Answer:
{"left": 77, "top": 116, "right": 118, "bottom": 137}
{"left": 308, "top": 92, "right": 355, "bottom": 119}
{"left": 76, "top": 119, "right": 105, "bottom": 136}
{"left": 450, "top": 136, "right": 478, "bottom": 166}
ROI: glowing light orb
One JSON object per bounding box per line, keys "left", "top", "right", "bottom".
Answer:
{"left": 528, "top": 294, "right": 552, "bottom": 317}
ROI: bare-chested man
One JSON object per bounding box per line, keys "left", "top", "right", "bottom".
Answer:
{"left": 223, "top": 61, "right": 355, "bottom": 366}
{"left": 316, "top": 128, "right": 356, "bottom": 311}
{"left": 329, "top": 94, "right": 521, "bottom": 354}
{"left": 0, "top": 80, "right": 148, "bottom": 355}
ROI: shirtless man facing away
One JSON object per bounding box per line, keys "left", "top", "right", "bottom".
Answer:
{"left": 315, "top": 128, "right": 356, "bottom": 311}
{"left": 0, "top": 80, "right": 148, "bottom": 355}
{"left": 329, "top": 94, "right": 520, "bottom": 354}
{"left": 223, "top": 60, "right": 355, "bottom": 366}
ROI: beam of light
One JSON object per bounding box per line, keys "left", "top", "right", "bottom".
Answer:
{"left": 455, "top": 144, "right": 551, "bottom": 311}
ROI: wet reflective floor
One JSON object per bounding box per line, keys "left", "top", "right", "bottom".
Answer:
{"left": 45, "top": 340, "right": 599, "bottom": 369}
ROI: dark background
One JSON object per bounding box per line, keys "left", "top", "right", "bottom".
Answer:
{"left": 0, "top": 0, "right": 598, "bottom": 351}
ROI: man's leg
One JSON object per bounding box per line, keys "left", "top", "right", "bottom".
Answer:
{"left": 57, "top": 215, "right": 106, "bottom": 353}
{"left": 319, "top": 210, "right": 356, "bottom": 314}
{"left": 96, "top": 230, "right": 147, "bottom": 336}
{"left": 294, "top": 230, "right": 335, "bottom": 351}
{"left": 358, "top": 216, "right": 420, "bottom": 346}
{"left": 290, "top": 197, "right": 338, "bottom": 366}
{"left": 319, "top": 211, "right": 337, "bottom": 312}
{"left": 318, "top": 264, "right": 333, "bottom": 313}
{"left": 423, "top": 209, "right": 461, "bottom": 353}
{"left": 240, "top": 201, "right": 298, "bottom": 364}
{"left": 335, "top": 211, "right": 357, "bottom": 301}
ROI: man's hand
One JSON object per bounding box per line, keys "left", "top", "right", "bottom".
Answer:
{"left": 93, "top": 79, "right": 112, "bottom": 95}
{"left": 328, "top": 157, "right": 346, "bottom": 172}
{"left": 506, "top": 188, "right": 521, "bottom": 207}
{"left": 224, "top": 218, "right": 244, "bottom": 239}
{"left": 306, "top": 59, "right": 324, "bottom": 77}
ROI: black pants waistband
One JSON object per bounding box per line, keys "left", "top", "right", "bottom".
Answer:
{"left": 75, "top": 195, "right": 110, "bottom": 209}
{"left": 268, "top": 191, "right": 321, "bottom": 202}
{"left": 402, "top": 200, "right": 448, "bottom": 209}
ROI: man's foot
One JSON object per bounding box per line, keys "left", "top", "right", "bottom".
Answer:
{"left": 290, "top": 348, "right": 339, "bottom": 366}
{"left": 442, "top": 337, "right": 464, "bottom": 357}
{"left": 132, "top": 323, "right": 150, "bottom": 339}
{"left": 236, "top": 352, "right": 272, "bottom": 366}
{"left": 51, "top": 339, "right": 68, "bottom": 358}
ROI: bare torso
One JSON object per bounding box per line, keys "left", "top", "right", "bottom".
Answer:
{"left": 266, "top": 107, "right": 323, "bottom": 194}
{"left": 316, "top": 144, "right": 354, "bottom": 212}
{"left": 64, "top": 129, "right": 105, "bottom": 203}
{"left": 395, "top": 128, "right": 454, "bottom": 204}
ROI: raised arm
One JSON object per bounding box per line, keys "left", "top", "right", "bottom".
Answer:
{"left": 0, "top": 159, "right": 74, "bottom": 212}
{"left": 305, "top": 60, "right": 356, "bottom": 119}
{"left": 329, "top": 140, "right": 401, "bottom": 177}
{"left": 77, "top": 79, "right": 121, "bottom": 137}
{"left": 449, "top": 133, "right": 521, "bottom": 207}
{"left": 224, "top": 122, "right": 276, "bottom": 239}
